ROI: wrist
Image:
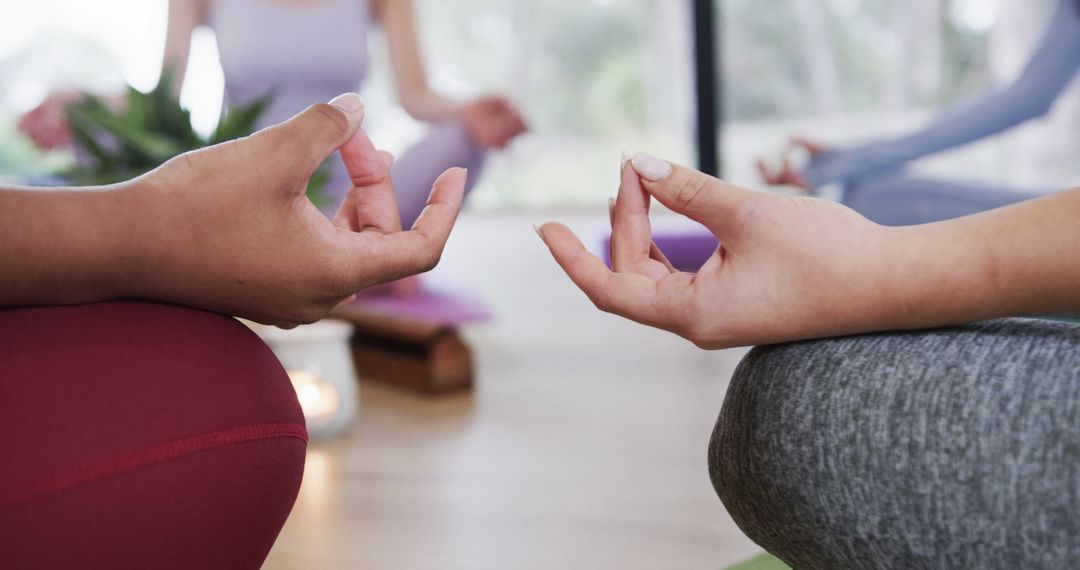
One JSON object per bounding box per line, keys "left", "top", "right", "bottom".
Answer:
{"left": 95, "top": 180, "right": 159, "bottom": 301}
{"left": 875, "top": 221, "right": 996, "bottom": 331}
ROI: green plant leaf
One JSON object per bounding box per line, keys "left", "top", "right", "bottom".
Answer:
{"left": 65, "top": 105, "right": 115, "bottom": 172}
{"left": 210, "top": 93, "right": 273, "bottom": 145}
{"left": 78, "top": 101, "right": 185, "bottom": 164}
{"left": 149, "top": 67, "right": 203, "bottom": 147}
{"left": 124, "top": 85, "right": 151, "bottom": 131}
{"left": 64, "top": 65, "right": 276, "bottom": 189}
{"left": 306, "top": 160, "right": 332, "bottom": 208}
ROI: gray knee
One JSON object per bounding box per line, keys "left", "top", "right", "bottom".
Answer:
{"left": 709, "top": 342, "right": 847, "bottom": 569}
{"left": 709, "top": 319, "right": 1080, "bottom": 569}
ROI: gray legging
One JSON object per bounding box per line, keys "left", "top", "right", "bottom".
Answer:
{"left": 710, "top": 319, "right": 1080, "bottom": 569}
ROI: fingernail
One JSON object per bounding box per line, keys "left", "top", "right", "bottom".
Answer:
{"left": 608, "top": 196, "right": 616, "bottom": 211}
{"left": 329, "top": 92, "right": 364, "bottom": 114}
{"left": 533, "top": 224, "right": 544, "bottom": 239}
{"left": 631, "top": 152, "right": 673, "bottom": 181}
{"left": 620, "top": 150, "right": 631, "bottom": 171}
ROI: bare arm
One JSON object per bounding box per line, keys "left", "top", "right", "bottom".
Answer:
{"left": 0, "top": 94, "right": 466, "bottom": 327}
{"left": 162, "top": 0, "right": 207, "bottom": 93}
{"left": 801, "top": 0, "right": 1080, "bottom": 187}
{"left": 370, "top": 0, "right": 528, "bottom": 147}
{"left": 891, "top": 188, "right": 1080, "bottom": 326}
{"left": 371, "top": 0, "right": 460, "bottom": 121}
{"left": 539, "top": 154, "right": 1080, "bottom": 349}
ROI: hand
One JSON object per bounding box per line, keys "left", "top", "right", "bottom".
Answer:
{"left": 756, "top": 136, "right": 827, "bottom": 190}
{"left": 459, "top": 95, "right": 528, "bottom": 149}
{"left": 17, "top": 91, "right": 83, "bottom": 150}
{"left": 127, "top": 93, "right": 466, "bottom": 328}
{"left": 537, "top": 153, "right": 898, "bottom": 349}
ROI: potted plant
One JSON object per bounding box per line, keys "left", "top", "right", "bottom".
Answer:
{"left": 64, "top": 68, "right": 328, "bottom": 204}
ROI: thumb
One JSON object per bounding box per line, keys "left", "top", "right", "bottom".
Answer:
{"left": 257, "top": 92, "right": 366, "bottom": 185}
{"left": 629, "top": 152, "right": 755, "bottom": 235}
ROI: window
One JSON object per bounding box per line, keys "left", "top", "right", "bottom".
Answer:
{"left": 3, "top": 1, "right": 1069, "bottom": 195}
{"left": 0, "top": 0, "right": 699, "bottom": 209}
{"left": 372, "top": 0, "right": 698, "bottom": 209}
{"left": 715, "top": 0, "right": 1069, "bottom": 190}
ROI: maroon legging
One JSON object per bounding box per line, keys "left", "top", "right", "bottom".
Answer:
{"left": 0, "top": 302, "right": 307, "bottom": 569}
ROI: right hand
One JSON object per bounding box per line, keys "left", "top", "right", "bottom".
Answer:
{"left": 125, "top": 93, "right": 466, "bottom": 328}
{"left": 17, "top": 91, "right": 83, "bottom": 150}
{"left": 756, "top": 136, "right": 827, "bottom": 190}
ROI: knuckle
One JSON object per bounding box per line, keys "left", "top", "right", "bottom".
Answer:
{"left": 674, "top": 173, "right": 712, "bottom": 211}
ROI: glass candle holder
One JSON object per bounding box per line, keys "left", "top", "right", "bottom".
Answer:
{"left": 254, "top": 320, "right": 358, "bottom": 440}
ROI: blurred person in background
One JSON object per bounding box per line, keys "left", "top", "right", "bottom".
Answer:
{"left": 19, "top": 0, "right": 526, "bottom": 254}
{"left": 758, "top": 0, "right": 1080, "bottom": 226}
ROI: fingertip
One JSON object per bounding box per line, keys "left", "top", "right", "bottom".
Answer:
{"left": 328, "top": 92, "right": 365, "bottom": 124}
{"left": 537, "top": 221, "right": 563, "bottom": 237}
{"left": 630, "top": 152, "right": 673, "bottom": 182}
{"left": 433, "top": 166, "right": 469, "bottom": 195}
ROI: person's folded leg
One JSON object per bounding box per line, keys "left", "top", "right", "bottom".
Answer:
{"left": 0, "top": 301, "right": 307, "bottom": 569}
{"left": 710, "top": 319, "right": 1080, "bottom": 569}
{"left": 391, "top": 120, "right": 487, "bottom": 228}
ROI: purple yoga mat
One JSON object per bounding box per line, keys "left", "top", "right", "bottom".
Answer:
{"left": 349, "top": 289, "right": 493, "bottom": 326}
{"left": 602, "top": 232, "right": 720, "bottom": 272}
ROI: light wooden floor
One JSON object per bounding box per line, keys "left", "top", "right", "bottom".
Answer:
{"left": 264, "top": 213, "right": 762, "bottom": 569}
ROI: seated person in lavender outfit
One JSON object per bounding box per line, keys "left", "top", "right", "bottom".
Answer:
{"left": 20, "top": 0, "right": 527, "bottom": 228}
{"left": 758, "top": 0, "right": 1080, "bottom": 226}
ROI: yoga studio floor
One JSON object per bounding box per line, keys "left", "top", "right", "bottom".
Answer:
{"left": 264, "top": 213, "right": 761, "bottom": 569}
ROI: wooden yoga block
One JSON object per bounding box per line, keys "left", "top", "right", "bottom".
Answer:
{"left": 332, "top": 303, "right": 474, "bottom": 395}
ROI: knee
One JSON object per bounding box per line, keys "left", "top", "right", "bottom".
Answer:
{"left": 433, "top": 120, "right": 489, "bottom": 166}
{"left": 0, "top": 300, "right": 306, "bottom": 440}
{"left": 0, "top": 302, "right": 307, "bottom": 568}
{"left": 708, "top": 344, "right": 819, "bottom": 566}
{"left": 709, "top": 321, "right": 1080, "bottom": 568}
{"left": 709, "top": 340, "right": 875, "bottom": 569}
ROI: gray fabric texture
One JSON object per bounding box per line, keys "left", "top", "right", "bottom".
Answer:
{"left": 710, "top": 319, "right": 1080, "bottom": 569}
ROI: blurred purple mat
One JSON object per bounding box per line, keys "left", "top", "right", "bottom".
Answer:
{"left": 349, "top": 289, "right": 493, "bottom": 326}
{"left": 602, "top": 232, "right": 719, "bottom": 272}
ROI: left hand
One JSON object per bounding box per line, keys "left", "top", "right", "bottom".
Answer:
{"left": 536, "top": 153, "right": 898, "bottom": 350}
{"left": 459, "top": 95, "right": 528, "bottom": 149}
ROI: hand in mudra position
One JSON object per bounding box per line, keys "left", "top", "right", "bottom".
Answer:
{"left": 0, "top": 93, "right": 467, "bottom": 329}
{"left": 146, "top": 94, "right": 468, "bottom": 328}
{"left": 536, "top": 153, "right": 908, "bottom": 349}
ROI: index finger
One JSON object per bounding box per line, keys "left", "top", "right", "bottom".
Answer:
{"left": 344, "top": 167, "right": 467, "bottom": 287}
{"left": 538, "top": 222, "right": 673, "bottom": 328}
